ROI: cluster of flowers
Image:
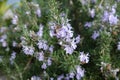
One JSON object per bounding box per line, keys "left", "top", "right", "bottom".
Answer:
{"left": 31, "top": 65, "right": 85, "bottom": 80}
{"left": 21, "top": 24, "right": 53, "bottom": 70}
{"left": 0, "top": 26, "right": 18, "bottom": 64}
{"left": 49, "top": 14, "right": 80, "bottom": 54}
{"left": 102, "top": 5, "right": 118, "bottom": 25}
{"left": 0, "top": 27, "right": 8, "bottom": 48}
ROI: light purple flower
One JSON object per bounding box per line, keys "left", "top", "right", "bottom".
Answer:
{"left": 41, "top": 63, "right": 47, "bottom": 69}
{"left": 36, "top": 51, "right": 44, "bottom": 61}
{"left": 111, "top": 7, "right": 116, "bottom": 14}
{"left": 49, "top": 45, "right": 54, "bottom": 53}
{"left": 57, "top": 74, "right": 64, "bottom": 80}
{"left": 64, "top": 25, "right": 73, "bottom": 38}
{"left": 37, "top": 40, "right": 48, "bottom": 50}
{"left": 49, "top": 22, "right": 56, "bottom": 37}
{"left": 23, "top": 46, "right": 34, "bottom": 55}
{"left": 71, "top": 39, "right": 77, "bottom": 49}
{"left": 10, "top": 51, "right": 16, "bottom": 64}
{"left": 47, "top": 58, "right": 52, "bottom": 66}
{"left": 0, "top": 34, "right": 7, "bottom": 41}
{"left": 102, "top": 8, "right": 118, "bottom": 25}
{"left": 76, "top": 65, "right": 85, "bottom": 80}
{"left": 64, "top": 74, "right": 70, "bottom": 80}
{"left": 84, "top": 22, "right": 92, "bottom": 28}
{"left": 31, "top": 76, "right": 41, "bottom": 80}
{"left": 69, "top": 72, "right": 75, "bottom": 78}
{"left": 109, "top": 14, "right": 118, "bottom": 25}
{"left": 56, "top": 28, "right": 67, "bottom": 38}
{"left": 50, "top": 30, "right": 55, "bottom": 37}
{"left": 75, "top": 35, "right": 80, "bottom": 44}
{"left": 2, "top": 41, "right": 7, "bottom": 47}
{"left": 91, "top": 31, "right": 99, "bottom": 40}
{"left": 37, "top": 24, "right": 43, "bottom": 37}
{"left": 43, "top": 43, "right": 48, "bottom": 50}
{"left": 89, "top": 9, "right": 95, "bottom": 18}
{"left": 12, "top": 41, "right": 17, "bottom": 47}
{"left": 64, "top": 45, "right": 74, "bottom": 54}
{"left": 117, "top": 42, "right": 120, "bottom": 50}
{"left": 37, "top": 40, "right": 43, "bottom": 49}
{"left": 102, "top": 11, "right": 109, "bottom": 22}
{"left": 79, "top": 52, "right": 89, "bottom": 63}
{"left": 0, "top": 34, "right": 8, "bottom": 47}
{"left": 36, "top": 8, "right": 41, "bottom": 17}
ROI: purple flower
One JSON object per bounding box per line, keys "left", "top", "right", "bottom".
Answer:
{"left": 76, "top": 65, "right": 85, "bottom": 80}
{"left": 64, "top": 74, "right": 70, "bottom": 80}
{"left": 64, "top": 25, "right": 73, "bottom": 38}
{"left": 102, "top": 11, "right": 109, "bottom": 22}
{"left": 37, "top": 40, "right": 43, "bottom": 49}
{"left": 49, "top": 22, "right": 56, "bottom": 37}
{"left": 117, "top": 42, "right": 120, "bottom": 50}
{"left": 43, "top": 44, "right": 48, "bottom": 50}
{"left": 0, "top": 34, "right": 7, "bottom": 41}
{"left": 69, "top": 72, "right": 75, "bottom": 78}
{"left": 56, "top": 28, "right": 67, "bottom": 38}
{"left": 10, "top": 51, "right": 16, "bottom": 64}
{"left": 89, "top": 9, "right": 95, "bottom": 18}
{"left": 41, "top": 63, "right": 47, "bottom": 69}
{"left": 75, "top": 35, "right": 80, "bottom": 44}
{"left": 12, "top": 41, "right": 17, "bottom": 47}
{"left": 35, "top": 8, "right": 41, "bottom": 17}
{"left": 36, "top": 51, "right": 44, "bottom": 61}
{"left": 109, "top": 14, "right": 118, "bottom": 25}
{"left": 102, "top": 8, "right": 118, "bottom": 25}
{"left": 47, "top": 58, "right": 52, "bottom": 66}
{"left": 71, "top": 39, "right": 77, "bottom": 49}
{"left": 31, "top": 76, "right": 41, "bottom": 80}
{"left": 49, "top": 45, "right": 54, "bottom": 53}
{"left": 64, "top": 45, "right": 74, "bottom": 54}
{"left": 79, "top": 52, "right": 89, "bottom": 63}
{"left": 22, "top": 46, "right": 34, "bottom": 55}
{"left": 37, "top": 24, "right": 43, "bottom": 37}
{"left": 50, "top": 30, "right": 55, "bottom": 37}
{"left": 57, "top": 74, "right": 64, "bottom": 80}
{"left": 84, "top": 22, "right": 92, "bottom": 28}
{"left": 37, "top": 40, "right": 48, "bottom": 50}
{"left": 2, "top": 41, "right": 7, "bottom": 47}
{"left": 91, "top": 31, "right": 99, "bottom": 40}
{"left": 111, "top": 7, "right": 116, "bottom": 14}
